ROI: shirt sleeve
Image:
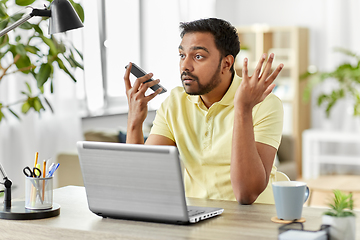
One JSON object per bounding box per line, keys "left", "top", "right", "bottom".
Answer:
{"left": 149, "top": 96, "right": 175, "bottom": 142}
{"left": 253, "top": 93, "right": 284, "bottom": 150}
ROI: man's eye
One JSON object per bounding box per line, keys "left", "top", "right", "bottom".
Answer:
{"left": 195, "top": 55, "right": 203, "bottom": 60}
{"left": 179, "top": 54, "right": 185, "bottom": 59}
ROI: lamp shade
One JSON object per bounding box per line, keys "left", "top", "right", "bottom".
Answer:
{"left": 49, "top": 0, "right": 84, "bottom": 34}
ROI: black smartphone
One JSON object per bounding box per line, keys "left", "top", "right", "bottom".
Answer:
{"left": 125, "top": 63, "right": 167, "bottom": 94}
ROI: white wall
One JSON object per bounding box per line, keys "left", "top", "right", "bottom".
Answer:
{"left": 216, "top": 0, "right": 360, "bottom": 130}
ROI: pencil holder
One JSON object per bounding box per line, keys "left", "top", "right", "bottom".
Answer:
{"left": 25, "top": 176, "right": 53, "bottom": 210}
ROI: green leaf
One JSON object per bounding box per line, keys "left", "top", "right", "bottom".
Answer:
{"left": 24, "top": 45, "right": 40, "bottom": 55}
{"left": 50, "top": 79, "right": 54, "bottom": 93}
{"left": 0, "top": 106, "right": 5, "bottom": 122}
{"left": 51, "top": 36, "right": 66, "bottom": 53}
{"left": 21, "top": 101, "right": 31, "bottom": 114}
{"left": 0, "top": 33, "right": 9, "bottom": 48}
{"left": 334, "top": 47, "right": 358, "bottom": 59}
{"left": 324, "top": 190, "right": 356, "bottom": 217}
{"left": 36, "top": 63, "right": 52, "bottom": 88}
{"left": 15, "top": 54, "right": 32, "bottom": 74}
{"left": 72, "top": 45, "right": 83, "bottom": 60}
{"left": 9, "top": 13, "right": 23, "bottom": 22}
{"left": 0, "top": 18, "right": 8, "bottom": 30}
{"left": 40, "top": 35, "right": 58, "bottom": 56}
{"left": 55, "top": 57, "right": 77, "bottom": 82}
{"left": 15, "top": 43, "right": 26, "bottom": 56}
{"left": 64, "top": 53, "right": 83, "bottom": 70}
{"left": 15, "top": 0, "right": 36, "bottom": 6}
{"left": 69, "top": 0, "right": 85, "bottom": 22}
{"left": 0, "top": 3, "right": 8, "bottom": 18}
{"left": 33, "top": 97, "right": 44, "bottom": 112}
{"left": 44, "top": 97, "right": 53, "bottom": 113}
{"left": 8, "top": 108, "right": 20, "bottom": 120}
{"left": 25, "top": 81, "right": 31, "bottom": 94}
{"left": 18, "top": 21, "right": 32, "bottom": 30}
{"left": 32, "top": 24, "right": 43, "bottom": 35}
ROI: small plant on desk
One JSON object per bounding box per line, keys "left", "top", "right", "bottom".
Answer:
{"left": 322, "top": 190, "right": 356, "bottom": 240}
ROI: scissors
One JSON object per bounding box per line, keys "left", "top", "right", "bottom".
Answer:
{"left": 23, "top": 166, "right": 42, "bottom": 178}
{"left": 23, "top": 166, "right": 44, "bottom": 204}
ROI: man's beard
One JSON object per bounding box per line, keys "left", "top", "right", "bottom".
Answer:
{"left": 181, "top": 61, "right": 222, "bottom": 96}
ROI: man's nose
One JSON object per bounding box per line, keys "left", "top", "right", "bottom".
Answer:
{"left": 180, "top": 57, "right": 193, "bottom": 72}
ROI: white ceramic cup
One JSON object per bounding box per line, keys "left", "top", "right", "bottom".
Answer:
{"left": 272, "top": 181, "right": 310, "bottom": 220}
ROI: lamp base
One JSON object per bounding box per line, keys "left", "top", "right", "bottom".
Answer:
{"left": 0, "top": 201, "right": 60, "bottom": 220}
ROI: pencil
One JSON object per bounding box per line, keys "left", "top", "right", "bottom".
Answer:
{"left": 31, "top": 152, "right": 39, "bottom": 206}
{"left": 34, "top": 152, "right": 39, "bottom": 167}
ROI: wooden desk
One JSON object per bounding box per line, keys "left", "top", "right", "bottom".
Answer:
{"left": 0, "top": 186, "right": 358, "bottom": 240}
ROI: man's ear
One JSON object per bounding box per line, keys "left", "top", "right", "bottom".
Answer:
{"left": 222, "top": 55, "right": 234, "bottom": 73}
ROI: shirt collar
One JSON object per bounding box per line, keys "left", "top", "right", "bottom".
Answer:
{"left": 186, "top": 74, "right": 241, "bottom": 107}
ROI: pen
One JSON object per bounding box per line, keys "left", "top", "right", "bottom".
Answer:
{"left": 42, "top": 160, "right": 46, "bottom": 201}
{"left": 47, "top": 163, "right": 60, "bottom": 177}
{"left": 48, "top": 163, "right": 55, "bottom": 174}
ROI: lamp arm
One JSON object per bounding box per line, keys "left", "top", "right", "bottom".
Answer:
{"left": 0, "top": 13, "right": 33, "bottom": 38}
{"left": 0, "top": 8, "right": 51, "bottom": 38}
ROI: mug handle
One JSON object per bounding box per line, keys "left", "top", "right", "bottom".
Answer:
{"left": 304, "top": 186, "right": 310, "bottom": 203}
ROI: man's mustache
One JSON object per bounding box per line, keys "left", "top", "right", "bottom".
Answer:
{"left": 181, "top": 72, "right": 199, "bottom": 82}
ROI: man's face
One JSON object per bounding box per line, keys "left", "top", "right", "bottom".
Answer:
{"left": 179, "top": 32, "right": 223, "bottom": 96}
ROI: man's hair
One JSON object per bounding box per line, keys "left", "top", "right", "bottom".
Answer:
{"left": 179, "top": 18, "right": 240, "bottom": 74}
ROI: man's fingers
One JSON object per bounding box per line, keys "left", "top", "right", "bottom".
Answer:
{"left": 260, "top": 53, "right": 275, "bottom": 81}
{"left": 253, "top": 53, "right": 266, "bottom": 78}
{"left": 264, "top": 83, "right": 276, "bottom": 96}
{"left": 124, "top": 62, "right": 132, "bottom": 91}
{"left": 132, "top": 73, "right": 154, "bottom": 93}
{"left": 145, "top": 87, "right": 163, "bottom": 101}
{"left": 137, "top": 78, "right": 159, "bottom": 95}
{"left": 242, "top": 58, "right": 249, "bottom": 79}
{"left": 266, "top": 63, "right": 284, "bottom": 84}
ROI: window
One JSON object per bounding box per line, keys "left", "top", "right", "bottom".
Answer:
{"left": 81, "top": 0, "right": 141, "bottom": 115}
{"left": 80, "top": 0, "right": 215, "bottom": 116}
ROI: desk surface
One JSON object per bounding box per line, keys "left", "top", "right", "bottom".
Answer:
{"left": 0, "top": 186, "right": 358, "bottom": 240}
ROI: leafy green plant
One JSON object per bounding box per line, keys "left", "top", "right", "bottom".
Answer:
{"left": 302, "top": 48, "right": 360, "bottom": 118}
{"left": 323, "top": 190, "right": 355, "bottom": 217}
{"left": 0, "top": 0, "right": 84, "bottom": 123}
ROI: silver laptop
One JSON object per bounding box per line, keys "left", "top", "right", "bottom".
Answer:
{"left": 77, "top": 141, "right": 224, "bottom": 224}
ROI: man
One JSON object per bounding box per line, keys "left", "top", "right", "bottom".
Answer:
{"left": 124, "top": 18, "right": 284, "bottom": 204}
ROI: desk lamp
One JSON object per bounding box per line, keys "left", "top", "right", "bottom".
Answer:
{"left": 0, "top": 0, "right": 83, "bottom": 37}
{"left": 0, "top": 0, "right": 83, "bottom": 220}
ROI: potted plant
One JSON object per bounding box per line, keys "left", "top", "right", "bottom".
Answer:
{"left": 302, "top": 47, "right": 360, "bottom": 119}
{"left": 0, "top": 0, "right": 84, "bottom": 123}
{"left": 322, "top": 189, "right": 356, "bottom": 240}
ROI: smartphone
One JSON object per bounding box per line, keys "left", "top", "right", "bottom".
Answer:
{"left": 125, "top": 63, "right": 167, "bottom": 94}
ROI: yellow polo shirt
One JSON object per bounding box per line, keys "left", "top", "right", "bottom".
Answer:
{"left": 149, "top": 75, "right": 283, "bottom": 203}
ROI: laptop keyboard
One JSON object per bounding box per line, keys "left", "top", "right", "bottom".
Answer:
{"left": 188, "top": 209, "right": 205, "bottom": 217}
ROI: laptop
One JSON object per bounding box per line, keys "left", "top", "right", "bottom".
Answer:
{"left": 77, "top": 141, "right": 224, "bottom": 224}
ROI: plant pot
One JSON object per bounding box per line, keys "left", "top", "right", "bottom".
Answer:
{"left": 322, "top": 215, "right": 356, "bottom": 240}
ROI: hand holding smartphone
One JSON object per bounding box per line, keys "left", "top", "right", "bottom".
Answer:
{"left": 125, "top": 63, "right": 167, "bottom": 94}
